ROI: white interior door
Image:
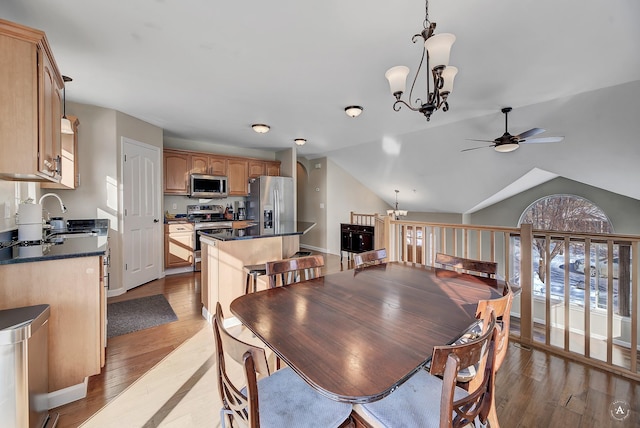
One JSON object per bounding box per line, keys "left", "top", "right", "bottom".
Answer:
{"left": 122, "top": 138, "right": 161, "bottom": 290}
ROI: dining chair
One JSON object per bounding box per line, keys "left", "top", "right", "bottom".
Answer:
{"left": 464, "top": 282, "right": 514, "bottom": 428}
{"left": 213, "top": 302, "right": 353, "bottom": 428}
{"left": 264, "top": 254, "right": 324, "bottom": 288}
{"left": 353, "top": 248, "right": 387, "bottom": 268}
{"left": 353, "top": 312, "right": 497, "bottom": 428}
{"left": 435, "top": 252, "right": 498, "bottom": 278}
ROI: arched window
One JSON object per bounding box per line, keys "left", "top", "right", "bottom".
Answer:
{"left": 517, "top": 195, "right": 621, "bottom": 312}
{"left": 518, "top": 194, "right": 613, "bottom": 233}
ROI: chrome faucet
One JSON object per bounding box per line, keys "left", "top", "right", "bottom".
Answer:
{"left": 38, "top": 193, "right": 67, "bottom": 213}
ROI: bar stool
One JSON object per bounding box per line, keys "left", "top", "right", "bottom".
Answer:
{"left": 243, "top": 263, "right": 267, "bottom": 294}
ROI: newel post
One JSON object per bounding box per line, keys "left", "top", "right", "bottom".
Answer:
{"left": 519, "top": 223, "right": 534, "bottom": 344}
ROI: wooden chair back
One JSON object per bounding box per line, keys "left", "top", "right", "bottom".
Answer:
{"left": 265, "top": 255, "right": 324, "bottom": 288}
{"left": 435, "top": 252, "right": 498, "bottom": 278}
{"left": 213, "top": 302, "right": 270, "bottom": 428}
{"left": 354, "top": 248, "right": 387, "bottom": 268}
{"left": 429, "top": 311, "right": 497, "bottom": 428}
{"left": 474, "top": 283, "right": 514, "bottom": 428}
{"left": 475, "top": 282, "right": 514, "bottom": 370}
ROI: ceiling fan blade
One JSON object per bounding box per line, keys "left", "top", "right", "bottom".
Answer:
{"left": 521, "top": 136, "right": 564, "bottom": 144}
{"left": 465, "top": 139, "right": 496, "bottom": 143}
{"left": 516, "top": 127, "right": 545, "bottom": 139}
{"left": 461, "top": 145, "right": 494, "bottom": 152}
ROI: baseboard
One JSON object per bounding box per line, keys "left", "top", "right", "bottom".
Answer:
{"left": 201, "top": 306, "right": 212, "bottom": 323}
{"left": 201, "top": 306, "right": 241, "bottom": 329}
{"left": 48, "top": 377, "right": 88, "bottom": 409}
{"left": 164, "top": 266, "right": 195, "bottom": 276}
{"left": 107, "top": 288, "right": 126, "bottom": 298}
{"left": 300, "top": 243, "right": 339, "bottom": 255}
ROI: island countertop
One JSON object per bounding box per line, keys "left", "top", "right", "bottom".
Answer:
{"left": 0, "top": 235, "right": 108, "bottom": 265}
{"left": 199, "top": 221, "right": 316, "bottom": 242}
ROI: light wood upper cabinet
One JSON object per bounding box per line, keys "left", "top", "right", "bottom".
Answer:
{"left": 248, "top": 160, "right": 265, "bottom": 178}
{"left": 162, "top": 148, "right": 280, "bottom": 195}
{"left": 249, "top": 160, "right": 281, "bottom": 178}
{"left": 265, "top": 161, "right": 280, "bottom": 176}
{"left": 163, "top": 150, "right": 189, "bottom": 195}
{"left": 209, "top": 156, "right": 227, "bottom": 176}
{"left": 42, "top": 115, "right": 79, "bottom": 189}
{"left": 191, "top": 154, "right": 227, "bottom": 176}
{"left": 227, "top": 159, "right": 249, "bottom": 196}
{"left": 0, "top": 19, "right": 64, "bottom": 182}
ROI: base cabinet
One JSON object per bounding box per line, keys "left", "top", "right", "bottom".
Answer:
{"left": 164, "top": 223, "right": 194, "bottom": 268}
{"left": 0, "top": 256, "right": 104, "bottom": 392}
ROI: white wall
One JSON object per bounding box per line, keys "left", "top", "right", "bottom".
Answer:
{"left": 325, "top": 158, "right": 391, "bottom": 254}
{"left": 42, "top": 102, "right": 163, "bottom": 293}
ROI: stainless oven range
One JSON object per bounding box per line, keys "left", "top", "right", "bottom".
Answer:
{"left": 187, "top": 204, "right": 232, "bottom": 271}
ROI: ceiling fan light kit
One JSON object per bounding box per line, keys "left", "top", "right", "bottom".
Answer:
{"left": 384, "top": 0, "right": 457, "bottom": 122}
{"left": 463, "top": 106, "right": 564, "bottom": 153}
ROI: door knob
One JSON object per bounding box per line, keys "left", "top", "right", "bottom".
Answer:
{"left": 153, "top": 219, "right": 160, "bottom": 223}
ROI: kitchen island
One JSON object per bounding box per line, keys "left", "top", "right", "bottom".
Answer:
{"left": 0, "top": 234, "right": 107, "bottom": 407}
{"left": 199, "top": 221, "right": 315, "bottom": 322}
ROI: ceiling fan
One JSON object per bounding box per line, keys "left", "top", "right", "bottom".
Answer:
{"left": 463, "top": 107, "right": 564, "bottom": 152}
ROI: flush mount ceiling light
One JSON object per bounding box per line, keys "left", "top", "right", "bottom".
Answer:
{"left": 385, "top": 0, "right": 457, "bottom": 122}
{"left": 294, "top": 138, "right": 306, "bottom": 146}
{"left": 61, "top": 75, "right": 74, "bottom": 135}
{"left": 344, "top": 105, "right": 363, "bottom": 118}
{"left": 252, "top": 123, "right": 270, "bottom": 133}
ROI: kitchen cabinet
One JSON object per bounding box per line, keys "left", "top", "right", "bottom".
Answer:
{"left": 42, "top": 115, "right": 79, "bottom": 189}
{"left": 191, "top": 153, "right": 227, "bottom": 176}
{"left": 265, "top": 161, "right": 281, "bottom": 176}
{"left": 0, "top": 256, "right": 104, "bottom": 392}
{"left": 249, "top": 160, "right": 281, "bottom": 178}
{"left": 248, "top": 160, "right": 265, "bottom": 178}
{"left": 228, "top": 158, "right": 249, "bottom": 196}
{"left": 164, "top": 223, "right": 194, "bottom": 268}
{"left": 163, "top": 148, "right": 280, "bottom": 195}
{"left": 163, "top": 149, "right": 189, "bottom": 195}
{"left": 0, "top": 19, "right": 64, "bottom": 182}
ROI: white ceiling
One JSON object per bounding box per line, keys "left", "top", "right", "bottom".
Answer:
{"left": 4, "top": 0, "right": 640, "bottom": 213}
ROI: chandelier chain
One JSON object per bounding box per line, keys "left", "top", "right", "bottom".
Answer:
{"left": 424, "top": 0, "right": 430, "bottom": 30}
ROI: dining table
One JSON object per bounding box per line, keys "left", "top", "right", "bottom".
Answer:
{"left": 230, "top": 261, "right": 505, "bottom": 404}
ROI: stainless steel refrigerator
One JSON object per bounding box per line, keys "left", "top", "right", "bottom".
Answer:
{"left": 247, "top": 176, "right": 294, "bottom": 234}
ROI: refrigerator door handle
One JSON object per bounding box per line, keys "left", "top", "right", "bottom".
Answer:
{"left": 274, "top": 188, "right": 279, "bottom": 224}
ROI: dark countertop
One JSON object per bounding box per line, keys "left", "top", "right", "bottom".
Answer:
{"left": 0, "top": 235, "right": 108, "bottom": 265}
{"left": 199, "top": 221, "right": 316, "bottom": 242}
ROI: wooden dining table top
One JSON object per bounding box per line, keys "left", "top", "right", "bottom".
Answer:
{"left": 230, "top": 262, "right": 504, "bottom": 403}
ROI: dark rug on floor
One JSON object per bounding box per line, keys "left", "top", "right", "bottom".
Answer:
{"left": 107, "top": 294, "right": 178, "bottom": 338}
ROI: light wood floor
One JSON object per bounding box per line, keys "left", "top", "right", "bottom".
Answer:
{"left": 52, "top": 253, "right": 639, "bottom": 427}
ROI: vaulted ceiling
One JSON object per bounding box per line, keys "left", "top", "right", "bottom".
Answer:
{"left": 4, "top": 0, "right": 640, "bottom": 213}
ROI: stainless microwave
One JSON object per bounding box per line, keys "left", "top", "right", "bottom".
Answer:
{"left": 190, "top": 174, "right": 228, "bottom": 198}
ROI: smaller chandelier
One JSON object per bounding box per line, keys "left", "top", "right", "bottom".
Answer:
{"left": 385, "top": 0, "right": 457, "bottom": 121}
{"left": 387, "top": 190, "right": 408, "bottom": 219}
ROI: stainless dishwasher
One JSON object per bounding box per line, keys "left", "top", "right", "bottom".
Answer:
{"left": 0, "top": 304, "right": 57, "bottom": 428}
